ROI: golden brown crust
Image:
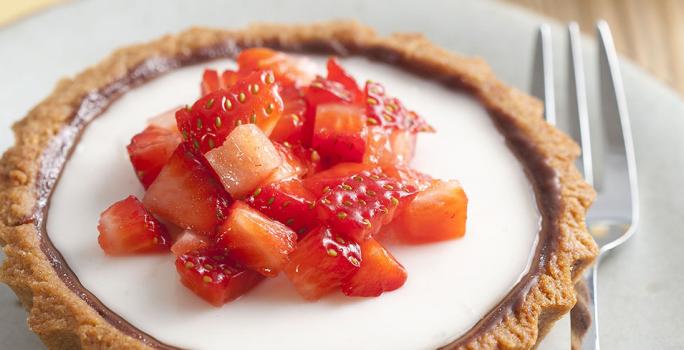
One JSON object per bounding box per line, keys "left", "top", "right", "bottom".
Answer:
{"left": 0, "top": 20, "right": 597, "bottom": 349}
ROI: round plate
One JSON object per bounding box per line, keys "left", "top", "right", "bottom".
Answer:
{"left": 1, "top": 1, "right": 683, "bottom": 349}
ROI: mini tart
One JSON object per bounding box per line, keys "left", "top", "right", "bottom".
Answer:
{"left": 0, "top": 21, "right": 597, "bottom": 349}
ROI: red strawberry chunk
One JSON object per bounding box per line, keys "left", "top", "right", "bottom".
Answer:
{"left": 365, "top": 81, "right": 434, "bottom": 132}
{"left": 364, "top": 127, "right": 416, "bottom": 166}
{"left": 201, "top": 69, "right": 244, "bottom": 95}
{"left": 238, "top": 48, "right": 315, "bottom": 87}
{"left": 262, "top": 142, "right": 309, "bottom": 185}
{"left": 246, "top": 179, "right": 317, "bottom": 235}
{"left": 341, "top": 238, "right": 407, "bottom": 297}
{"left": 97, "top": 196, "right": 171, "bottom": 255}
{"left": 171, "top": 231, "right": 211, "bottom": 256}
{"left": 326, "top": 57, "right": 363, "bottom": 104}
{"left": 143, "top": 142, "right": 232, "bottom": 234}
{"left": 175, "top": 249, "right": 263, "bottom": 306}
{"left": 302, "top": 163, "right": 375, "bottom": 194}
{"left": 216, "top": 202, "right": 297, "bottom": 277}
{"left": 312, "top": 104, "right": 368, "bottom": 168}
{"left": 269, "top": 85, "right": 307, "bottom": 144}
{"left": 176, "top": 70, "right": 284, "bottom": 153}
{"left": 284, "top": 227, "right": 361, "bottom": 300}
{"left": 302, "top": 76, "right": 358, "bottom": 146}
{"left": 308, "top": 167, "right": 418, "bottom": 241}
{"left": 383, "top": 180, "right": 468, "bottom": 244}
{"left": 127, "top": 125, "right": 181, "bottom": 189}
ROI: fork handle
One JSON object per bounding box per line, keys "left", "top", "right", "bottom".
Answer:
{"left": 579, "top": 263, "right": 600, "bottom": 350}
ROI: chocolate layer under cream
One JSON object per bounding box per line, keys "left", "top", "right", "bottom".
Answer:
{"left": 33, "top": 42, "right": 560, "bottom": 349}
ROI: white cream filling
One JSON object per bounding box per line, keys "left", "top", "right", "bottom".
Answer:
{"left": 47, "top": 57, "right": 540, "bottom": 350}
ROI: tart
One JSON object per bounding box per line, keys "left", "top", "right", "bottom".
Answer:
{"left": 0, "top": 21, "right": 597, "bottom": 349}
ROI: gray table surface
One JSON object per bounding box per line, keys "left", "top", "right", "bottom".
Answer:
{"left": 1, "top": 0, "right": 683, "bottom": 349}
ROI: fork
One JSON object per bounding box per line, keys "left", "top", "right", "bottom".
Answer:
{"left": 532, "top": 21, "right": 640, "bottom": 349}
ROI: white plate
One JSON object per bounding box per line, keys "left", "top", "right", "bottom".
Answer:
{"left": 1, "top": 0, "right": 683, "bottom": 349}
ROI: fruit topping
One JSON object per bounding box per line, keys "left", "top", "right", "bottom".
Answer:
{"left": 383, "top": 180, "right": 468, "bottom": 244}
{"left": 98, "top": 49, "right": 469, "bottom": 304}
{"left": 284, "top": 227, "right": 361, "bottom": 300}
{"left": 204, "top": 124, "right": 282, "bottom": 198}
{"left": 312, "top": 104, "right": 368, "bottom": 168}
{"left": 143, "top": 142, "right": 232, "bottom": 234}
{"left": 127, "top": 125, "right": 182, "bottom": 189}
{"left": 246, "top": 179, "right": 317, "bottom": 234}
{"left": 176, "top": 249, "right": 263, "bottom": 306}
{"left": 216, "top": 202, "right": 297, "bottom": 277}
{"left": 176, "top": 69, "right": 284, "bottom": 153}
{"left": 341, "top": 238, "right": 407, "bottom": 297}
{"left": 97, "top": 195, "right": 170, "bottom": 255}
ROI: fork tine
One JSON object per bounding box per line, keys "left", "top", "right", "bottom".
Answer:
{"left": 596, "top": 20, "right": 640, "bottom": 246}
{"left": 532, "top": 25, "right": 556, "bottom": 125}
{"left": 567, "top": 22, "right": 595, "bottom": 187}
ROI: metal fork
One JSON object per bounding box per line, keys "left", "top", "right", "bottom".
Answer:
{"left": 532, "top": 21, "right": 640, "bottom": 349}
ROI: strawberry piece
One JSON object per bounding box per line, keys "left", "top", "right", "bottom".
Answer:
{"left": 309, "top": 167, "right": 419, "bottom": 241}
{"left": 302, "top": 163, "right": 374, "bottom": 194}
{"left": 205, "top": 124, "right": 282, "bottom": 198}
{"left": 97, "top": 196, "right": 170, "bottom": 255}
{"left": 171, "top": 231, "right": 211, "bottom": 256}
{"left": 216, "top": 202, "right": 297, "bottom": 277}
{"left": 365, "top": 81, "right": 433, "bottom": 132}
{"left": 143, "top": 142, "right": 232, "bottom": 234}
{"left": 175, "top": 249, "right": 263, "bottom": 306}
{"left": 284, "top": 227, "right": 361, "bottom": 300}
{"left": 302, "top": 76, "right": 358, "bottom": 146}
{"left": 238, "top": 48, "right": 315, "bottom": 87}
{"left": 246, "top": 179, "right": 318, "bottom": 234}
{"left": 312, "top": 104, "right": 368, "bottom": 168}
{"left": 341, "top": 238, "right": 407, "bottom": 297}
{"left": 262, "top": 142, "right": 309, "bottom": 185}
{"left": 383, "top": 180, "right": 468, "bottom": 244}
{"left": 176, "top": 69, "right": 284, "bottom": 153}
{"left": 201, "top": 69, "right": 243, "bottom": 95}
{"left": 290, "top": 144, "right": 323, "bottom": 176}
{"left": 364, "top": 127, "right": 416, "bottom": 166}
{"left": 201, "top": 69, "right": 221, "bottom": 96}
{"left": 326, "top": 57, "right": 363, "bottom": 104}
{"left": 269, "top": 85, "right": 307, "bottom": 144}
{"left": 127, "top": 125, "right": 181, "bottom": 189}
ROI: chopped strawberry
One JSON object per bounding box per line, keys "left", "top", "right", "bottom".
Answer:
{"left": 302, "top": 76, "right": 358, "bottom": 146}
{"left": 284, "top": 227, "right": 361, "bottom": 300}
{"left": 205, "top": 124, "right": 282, "bottom": 198}
{"left": 143, "top": 142, "right": 232, "bottom": 234}
{"left": 246, "top": 179, "right": 318, "bottom": 234}
{"left": 176, "top": 249, "right": 263, "bottom": 306}
{"left": 216, "top": 202, "right": 297, "bottom": 277}
{"left": 127, "top": 125, "right": 182, "bottom": 189}
{"left": 201, "top": 69, "right": 221, "bottom": 96}
{"left": 308, "top": 167, "right": 419, "bottom": 241}
{"left": 261, "top": 142, "right": 308, "bottom": 184}
{"left": 269, "top": 85, "right": 307, "bottom": 144}
{"left": 238, "top": 48, "right": 315, "bottom": 87}
{"left": 364, "top": 127, "right": 416, "bottom": 166}
{"left": 341, "top": 238, "right": 407, "bottom": 297}
{"left": 383, "top": 180, "right": 468, "bottom": 244}
{"left": 365, "top": 81, "right": 433, "bottom": 132}
{"left": 326, "top": 57, "right": 363, "bottom": 104}
{"left": 312, "top": 104, "right": 368, "bottom": 168}
{"left": 176, "top": 69, "right": 284, "bottom": 153}
{"left": 289, "top": 144, "right": 323, "bottom": 176}
{"left": 97, "top": 196, "right": 170, "bottom": 255}
{"left": 302, "top": 162, "right": 374, "bottom": 194}
{"left": 383, "top": 166, "right": 433, "bottom": 191}
{"left": 201, "top": 69, "right": 243, "bottom": 95}
{"left": 171, "top": 231, "right": 211, "bottom": 256}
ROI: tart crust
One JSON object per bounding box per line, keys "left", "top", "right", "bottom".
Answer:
{"left": 0, "top": 21, "right": 597, "bottom": 349}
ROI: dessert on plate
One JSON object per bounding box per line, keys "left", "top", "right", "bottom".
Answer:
{"left": 0, "top": 21, "right": 597, "bottom": 349}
